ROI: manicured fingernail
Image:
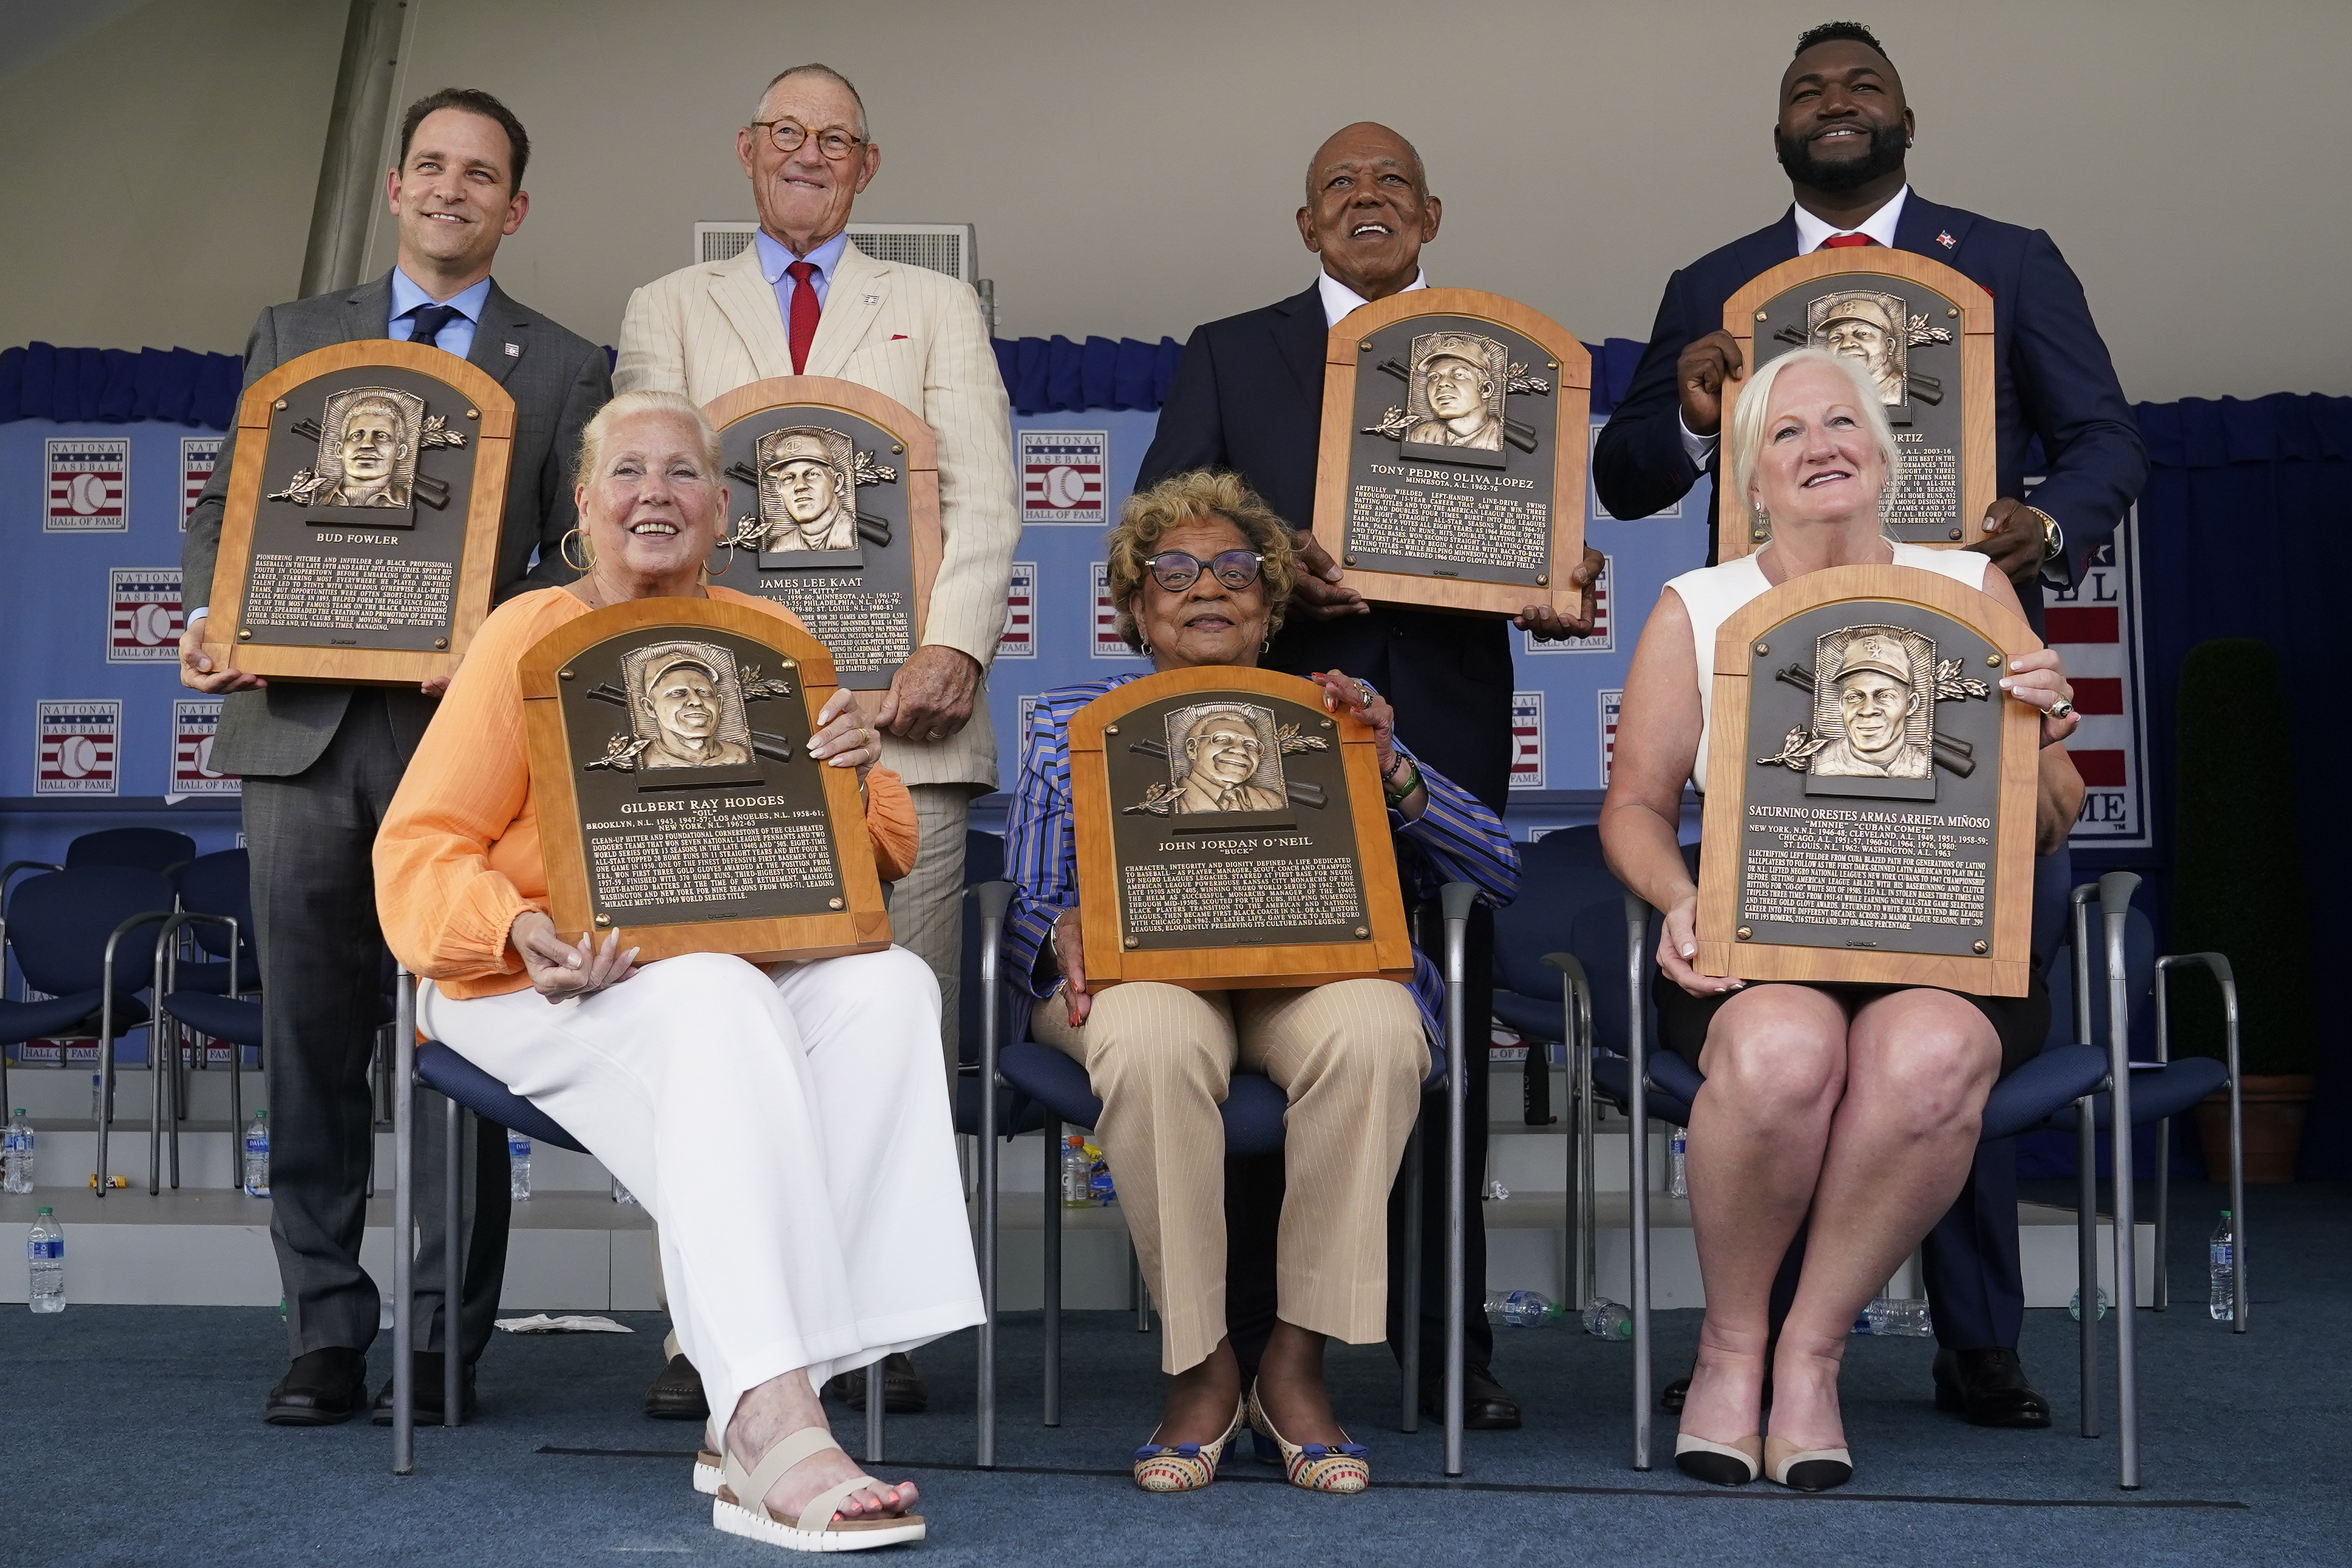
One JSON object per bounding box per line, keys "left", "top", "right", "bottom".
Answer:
{"left": 1681, "top": 945, "right": 1696, "bottom": 959}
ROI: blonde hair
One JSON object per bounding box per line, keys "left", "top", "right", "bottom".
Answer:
{"left": 1725, "top": 347, "right": 1902, "bottom": 534}
{"left": 1104, "top": 470, "right": 1297, "bottom": 652}
{"left": 574, "top": 389, "right": 723, "bottom": 484}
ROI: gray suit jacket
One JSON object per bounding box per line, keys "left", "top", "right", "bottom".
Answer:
{"left": 182, "top": 273, "right": 611, "bottom": 776}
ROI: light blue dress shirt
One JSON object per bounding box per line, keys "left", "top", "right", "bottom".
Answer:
{"left": 752, "top": 228, "right": 851, "bottom": 330}
{"left": 388, "top": 268, "right": 493, "bottom": 359}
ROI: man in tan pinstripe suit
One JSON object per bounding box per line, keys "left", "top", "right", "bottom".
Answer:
{"left": 615, "top": 61, "right": 1016, "bottom": 1421}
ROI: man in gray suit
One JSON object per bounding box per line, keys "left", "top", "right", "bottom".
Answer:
{"left": 180, "top": 88, "right": 610, "bottom": 1427}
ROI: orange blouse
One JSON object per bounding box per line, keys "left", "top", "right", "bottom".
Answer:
{"left": 373, "top": 584, "right": 918, "bottom": 999}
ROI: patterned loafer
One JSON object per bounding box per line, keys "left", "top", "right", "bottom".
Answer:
{"left": 1132, "top": 1397, "right": 1247, "bottom": 1493}
{"left": 1245, "top": 1385, "right": 1370, "bottom": 1494}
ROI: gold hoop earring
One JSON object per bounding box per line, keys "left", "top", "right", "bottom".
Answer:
{"left": 705, "top": 540, "right": 732, "bottom": 577}
{"left": 560, "top": 527, "right": 594, "bottom": 573}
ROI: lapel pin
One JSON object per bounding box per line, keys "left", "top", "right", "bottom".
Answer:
{"left": 504, "top": 341, "right": 522, "bottom": 356}
{"left": 863, "top": 294, "right": 877, "bottom": 305}
{"left": 1936, "top": 230, "right": 1957, "bottom": 249}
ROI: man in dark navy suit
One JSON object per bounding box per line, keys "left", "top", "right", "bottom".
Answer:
{"left": 1137, "top": 122, "right": 1602, "bottom": 1431}
{"left": 1595, "top": 22, "right": 2147, "bottom": 1429}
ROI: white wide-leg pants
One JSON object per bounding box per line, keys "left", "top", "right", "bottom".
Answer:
{"left": 419, "top": 946, "right": 983, "bottom": 1437}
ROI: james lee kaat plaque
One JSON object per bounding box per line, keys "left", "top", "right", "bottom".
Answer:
{"left": 701, "top": 378, "right": 942, "bottom": 692}
{"left": 1313, "top": 290, "right": 1591, "bottom": 620}
{"left": 521, "top": 597, "right": 890, "bottom": 966}
{"left": 1720, "top": 251, "right": 1994, "bottom": 557}
{"left": 1070, "top": 668, "right": 1413, "bottom": 993}
{"left": 1696, "top": 565, "right": 2040, "bottom": 996}
{"left": 200, "top": 341, "right": 512, "bottom": 685}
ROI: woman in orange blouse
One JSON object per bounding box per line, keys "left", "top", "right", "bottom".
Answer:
{"left": 376, "top": 391, "right": 979, "bottom": 1555}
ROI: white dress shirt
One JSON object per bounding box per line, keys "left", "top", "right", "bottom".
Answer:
{"left": 1317, "top": 266, "right": 1426, "bottom": 328}
{"left": 1679, "top": 185, "right": 1912, "bottom": 467}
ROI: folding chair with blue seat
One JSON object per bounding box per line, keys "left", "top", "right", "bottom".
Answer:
{"left": 144, "top": 849, "right": 264, "bottom": 1192}
{"left": 968, "top": 877, "right": 1485, "bottom": 1475}
{"left": 1615, "top": 881, "right": 2120, "bottom": 1479}
{"left": 0, "top": 867, "right": 175, "bottom": 1185}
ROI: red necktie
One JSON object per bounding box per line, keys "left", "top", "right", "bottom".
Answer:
{"left": 1822, "top": 232, "right": 1876, "bottom": 249}
{"left": 786, "top": 260, "right": 820, "bottom": 374}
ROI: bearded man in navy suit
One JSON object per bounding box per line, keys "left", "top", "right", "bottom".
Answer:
{"left": 1596, "top": 21, "right": 2147, "bottom": 1430}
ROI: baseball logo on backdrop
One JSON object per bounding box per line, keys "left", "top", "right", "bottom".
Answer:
{"left": 170, "top": 699, "right": 237, "bottom": 800}
{"left": 107, "top": 568, "right": 185, "bottom": 664}
{"left": 36, "top": 701, "right": 121, "bottom": 796}
{"left": 998, "top": 561, "right": 1038, "bottom": 659}
{"left": 1597, "top": 688, "right": 1624, "bottom": 786}
{"left": 1509, "top": 691, "right": 1545, "bottom": 790}
{"left": 1520, "top": 554, "right": 1613, "bottom": 654}
{"left": 1091, "top": 562, "right": 1145, "bottom": 660}
{"left": 180, "top": 437, "right": 220, "bottom": 530}
{"left": 1021, "top": 430, "right": 1108, "bottom": 524}
{"left": 45, "top": 438, "right": 130, "bottom": 532}
{"left": 2044, "top": 508, "right": 2152, "bottom": 849}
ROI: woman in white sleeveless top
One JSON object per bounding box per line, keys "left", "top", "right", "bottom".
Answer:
{"left": 1600, "top": 350, "right": 2079, "bottom": 1493}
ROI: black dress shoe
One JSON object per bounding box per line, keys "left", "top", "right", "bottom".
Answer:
{"left": 642, "top": 1352, "right": 710, "bottom": 1421}
{"left": 1932, "top": 1347, "right": 2051, "bottom": 1428}
{"left": 825, "top": 1351, "right": 928, "bottom": 1414}
{"left": 264, "top": 1347, "right": 370, "bottom": 1427}
{"left": 369, "top": 1353, "right": 479, "bottom": 1426}
{"left": 1418, "top": 1363, "right": 1521, "bottom": 1430}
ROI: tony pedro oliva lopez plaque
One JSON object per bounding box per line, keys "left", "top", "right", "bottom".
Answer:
{"left": 203, "top": 340, "right": 511, "bottom": 683}
{"left": 1071, "top": 668, "right": 1412, "bottom": 991}
{"left": 1314, "top": 289, "right": 1591, "bottom": 619}
{"left": 701, "top": 378, "right": 943, "bottom": 694}
{"left": 522, "top": 597, "right": 889, "bottom": 966}
{"left": 1721, "top": 249, "right": 1995, "bottom": 558}
{"left": 1697, "top": 565, "right": 2040, "bottom": 996}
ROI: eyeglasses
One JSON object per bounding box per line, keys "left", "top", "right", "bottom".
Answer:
{"left": 1144, "top": 549, "right": 1264, "bottom": 593}
{"left": 749, "top": 119, "right": 867, "bottom": 160}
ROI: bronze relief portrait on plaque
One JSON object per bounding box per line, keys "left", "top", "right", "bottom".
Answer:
{"left": 1401, "top": 330, "right": 1509, "bottom": 459}
{"left": 1122, "top": 701, "right": 1332, "bottom": 819}
{"left": 754, "top": 426, "right": 859, "bottom": 554}
{"left": 1754, "top": 622, "right": 1992, "bottom": 801}
{"left": 580, "top": 637, "right": 792, "bottom": 785}
{"left": 268, "top": 384, "right": 467, "bottom": 513}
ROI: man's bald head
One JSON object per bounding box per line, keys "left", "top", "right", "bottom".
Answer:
{"left": 1296, "top": 121, "right": 1440, "bottom": 305}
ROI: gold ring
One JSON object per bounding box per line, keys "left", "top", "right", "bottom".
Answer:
{"left": 2048, "top": 699, "right": 2075, "bottom": 721}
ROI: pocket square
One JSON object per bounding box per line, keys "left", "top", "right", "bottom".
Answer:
{"left": 890, "top": 333, "right": 909, "bottom": 341}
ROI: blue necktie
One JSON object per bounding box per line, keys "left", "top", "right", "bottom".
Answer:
{"left": 405, "top": 304, "right": 463, "bottom": 349}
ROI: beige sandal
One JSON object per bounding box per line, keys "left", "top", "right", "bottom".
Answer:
{"left": 712, "top": 1425, "right": 925, "bottom": 1552}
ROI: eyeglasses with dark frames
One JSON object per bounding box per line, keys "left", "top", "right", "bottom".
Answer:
{"left": 749, "top": 120, "right": 868, "bottom": 160}
{"left": 1144, "top": 549, "right": 1265, "bottom": 594}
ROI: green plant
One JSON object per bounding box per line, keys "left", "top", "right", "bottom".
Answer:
{"left": 2169, "top": 639, "right": 2320, "bottom": 1075}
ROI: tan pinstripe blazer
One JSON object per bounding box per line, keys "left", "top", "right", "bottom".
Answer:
{"left": 614, "top": 239, "right": 1018, "bottom": 790}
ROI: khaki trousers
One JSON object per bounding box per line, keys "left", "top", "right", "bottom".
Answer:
{"left": 1033, "top": 979, "right": 1425, "bottom": 1374}
{"left": 896, "top": 784, "right": 973, "bottom": 1090}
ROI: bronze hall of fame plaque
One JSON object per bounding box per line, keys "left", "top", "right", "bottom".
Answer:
{"left": 701, "top": 378, "right": 943, "bottom": 692}
{"left": 1313, "top": 290, "right": 1591, "bottom": 620}
{"left": 1720, "top": 250, "right": 1994, "bottom": 558}
{"left": 1696, "top": 565, "right": 2040, "bottom": 997}
{"left": 1070, "top": 667, "right": 1413, "bottom": 993}
{"left": 201, "top": 341, "right": 511, "bottom": 685}
{"left": 520, "top": 597, "right": 891, "bottom": 967}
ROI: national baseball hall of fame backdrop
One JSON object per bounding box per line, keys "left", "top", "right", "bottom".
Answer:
{"left": 0, "top": 403, "right": 2149, "bottom": 876}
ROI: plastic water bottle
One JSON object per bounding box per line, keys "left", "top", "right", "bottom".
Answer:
{"left": 90, "top": 1074, "right": 111, "bottom": 1124}
{"left": 2209, "top": 1210, "right": 2236, "bottom": 1322}
{"left": 2070, "top": 1288, "right": 2110, "bottom": 1322}
{"left": 2, "top": 1109, "right": 32, "bottom": 1194}
{"left": 1485, "top": 1289, "right": 1563, "bottom": 1328}
{"left": 27, "top": 1208, "right": 64, "bottom": 1313}
{"left": 1863, "top": 1290, "right": 1934, "bottom": 1337}
{"left": 1061, "top": 1135, "right": 1093, "bottom": 1209}
{"left": 1666, "top": 1125, "right": 1689, "bottom": 1199}
{"left": 1084, "top": 1143, "right": 1117, "bottom": 1207}
{"left": 611, "top": 1176, "right": 636, "bottom": 1206}
{"left": 241, "top": 1110, "right": 270, "bottom": 1197}
{"left": 1580, "top": 1299, "right": 1634, "bottom": 1340}
{"left": 508, "top": 1132, "right": 532, "bottom": 1201}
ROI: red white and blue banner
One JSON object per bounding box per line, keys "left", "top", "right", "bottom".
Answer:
{"left": 178, "top": 436, "right": 219, "bottom": 529}
{"left": 996, "top": 560, "right": 1037, "bottom": 659}
{"left": 169, "top": 698, "right": 236, "bottom": 801}
{"left": 2043, "top": 509, "right": 2152, "bottom": 850}
{"left": 36, "top": 699, "right": 120, "bottom": 796}
{"left": 1021, "top": 430, "right": 1108, "bottom": 524}
{"left": 1509, "top": 691, "right": 1545, "bottom": 790}
{"left": 106, "top": 567, "right": 182, "bottom": 664}
{"left": 46, "top": 437, "right": 129, "bottom": 532}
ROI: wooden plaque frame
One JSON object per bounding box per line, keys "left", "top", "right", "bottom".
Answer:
{"left": 1718, "top": 250, "right": 1994, "bottom": 561}
{"left": 200, "top": 340, "right": 513, "bottom": 684}
{"left": 701, "top": 377, "right": 943, "bottom": 691}
{"left": 1696, "top": 564, "right": 2041, "bottom": 996}
{"left": 520, "top": 596, "right": 890, "bottom": 966}
{"left": 1313, "top": 288, "right": 1591, "bottom": 619}
{"left": 1070, "top": 667, "right": 1415, "bottom": 992}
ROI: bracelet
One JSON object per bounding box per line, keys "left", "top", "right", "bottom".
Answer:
{"left": 1382, "top": 758, "right": 1422, "bottom": 804}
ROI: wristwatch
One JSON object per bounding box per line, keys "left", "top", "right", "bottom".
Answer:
{"left": 2028, "top": 506, "right": 2064, "bottom": 562}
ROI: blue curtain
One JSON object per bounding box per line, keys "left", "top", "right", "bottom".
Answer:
{"left": 2129, "top": 392, "right": 2352, "bottom": 1178}
{"left": 0, "top": 343, "right": 243, "bottom": 429}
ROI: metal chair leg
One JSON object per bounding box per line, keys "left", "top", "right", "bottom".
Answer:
{"left": 2099, "top": 872, "right": 2141, "bottom": 1489}
{"left": 443, "top": 1093, "right": 463, "bottom": 1429}
{"left": 1400, "top": 1119, "right": 1422, "bottom": 1434}
{"left": 1440, "top": 883, "right": 1475, "bottom": 1478}
{"left": 393, "top": 966, "right": 416, "bottom": 1475}
{"left": 865, "top": 1362, "right": 884, "bottom": 1461}
{"left": 973, "top": 883, "right": 1010, "bottom": 1467}
{"left": 1622, "top": 891, "right": 1654, "bottom": 1471}
{"left": 1042, "top": 1112, "right": 1064, "bottom": 1427}
{"left": 2076, "top": 1093, "right": 2101, "bottom": 1439}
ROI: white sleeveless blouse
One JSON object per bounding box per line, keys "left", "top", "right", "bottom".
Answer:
{"left": 1668, "top": 543, "right": 1993, "bottom": 793}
